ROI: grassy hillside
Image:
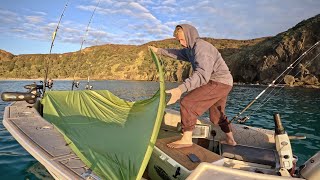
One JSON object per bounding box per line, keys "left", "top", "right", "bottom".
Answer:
{"left": 1, "top": 14, "right": 319, "bottom": 88}
{"left": 0, "top": 38, "right": 263, "bottom": 81}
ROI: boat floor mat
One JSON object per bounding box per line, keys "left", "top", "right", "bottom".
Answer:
{"left": 155, "top": 136, "right": 223, "bottom": 171}
{"left": 220, "top": 143, "right": 278, "bottom": 167}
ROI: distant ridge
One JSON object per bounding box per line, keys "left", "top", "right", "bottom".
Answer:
{"left": 1, "top": 14, "right": 319, "bottom": 87}
{"left": 0, "top": 37, "right": 264, "bottom": 81}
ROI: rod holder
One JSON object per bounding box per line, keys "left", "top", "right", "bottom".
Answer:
{"left": 1, "top": 92, "right": 37, "bottom": 104}
{"left": 274, "top": 113, "right": 285, "bottom": 135}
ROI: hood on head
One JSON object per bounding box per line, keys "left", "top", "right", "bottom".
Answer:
{"left": 177, "top": 24, "right": 199, "bottom": 49}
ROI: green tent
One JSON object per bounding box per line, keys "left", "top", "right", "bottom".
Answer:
{"left": 41, "top": 51, "right": 165, "bottom": 180}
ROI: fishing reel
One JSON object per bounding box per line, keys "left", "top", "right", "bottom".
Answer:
{"left": 45, "top": 79, "right": 54, "bottom": 90}
{"left": 237, "top": 116, "right": 250, "bottom": 124}
{"left": 72, "top": 81, "right": 80, "bottom": 90}
{"left": 39, "top": 79, "right": 54, "bottom": 91}
{"left": 85, "top": 84, "right": 93, "bottom": 90}
{"left": 71, "top": 81, "right": 94, "bottom": 90}
{"left": 230, "top": 115, "right": 250, "bottom": 124}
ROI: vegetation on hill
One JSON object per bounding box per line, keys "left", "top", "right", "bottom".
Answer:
{"left": 0, "top": 14, "right": 319, "bottom": 88}
{"left": 0, "top": 38, "right": 262, "bottom": 81}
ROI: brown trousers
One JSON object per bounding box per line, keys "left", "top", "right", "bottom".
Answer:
{"left": 180, "top": 81, "right": 232, "bottom": 133}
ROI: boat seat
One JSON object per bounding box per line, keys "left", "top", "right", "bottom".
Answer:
{"left": 220, "top": 143, "right": 278, "bottom": 168}
{"left": 155, "top": 136, "right": 224, "bottom": 171}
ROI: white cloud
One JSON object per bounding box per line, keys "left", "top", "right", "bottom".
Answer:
{"left": 151, "top": 6, "right": 175, "bottom": 14}
{"left": 77, "top": 5, "right": 101, "bottom": 12}
{"left": 197, "top": 1, "right": 210, "bottom": 6}
{"left": 137, "top": 0, "right": 155, "bottom": 5}
{"left": 47, "top": 22, "right": 58, "bottom": 28}
{"left": 78, "top": 3, "right": 160, "bottom": 23}
{"left": 25, "top": 16, "right": 44, "bottom": 24}
{"left": 113, "top": 2, "right": 128, "bottom": 7}
{"left": 2, "top": 0, "right": 320, "bottom": 54}
{"left": 202, "top": 6, "right": 217, "bottom": 14}
{"left": 0, "top": 9, "right": 17, "bottom": 17}
{"left": 33, "top": 11, "right": 47, "bottom": 16}
{"left": 129, "top": 2, "right": 149, "bottom": 13}
{"left": 180, "top": 5, "right": 196, "bottom": 12}
{"left": 0, "top": 9, "right": 21, "bottom": 23}
{"left": 162, "top": 0, "right": 176, "bottom": 5}
{"left": 180, "top": 1, "right": 217, "bottom": 14}
{"left": 11, "top": 28, "right": 25, "bottom": 33}
{"left": 139, "top": 12, "right": 159, "bottom": 21}
{"left": 90, "top": 30, "right": 108, "bottom": 37}
{"left": 94, "top": 0, "right": 113, "bottom": 4}
{"left": 125, "top": 22, "right": 172, "bottom": 42}
{"left": 64, "top": 27, "right": 82, "bottom": 34}
{"left": 165, "top": 20, "right": 193, "bottom": 27}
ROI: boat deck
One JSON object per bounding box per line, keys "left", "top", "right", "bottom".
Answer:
{"left": 163, "top": 109, "right": 276, "bottom": 149}
{"left": 3, "top": 101, "right": 99, "bottom": 180}
{"left": 3, "top": 101, "right": 279, "bottom": 180}
{"left": 155, "top": 136, "right": 223, "bottom": 171}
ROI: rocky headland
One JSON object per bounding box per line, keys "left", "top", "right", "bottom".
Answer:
{"left": 0, "top": 14, "right": 319, "bottom": 88}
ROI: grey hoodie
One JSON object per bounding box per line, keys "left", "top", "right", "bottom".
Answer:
{"left": 159, "top": 24, "right": 233, "bottom": 93}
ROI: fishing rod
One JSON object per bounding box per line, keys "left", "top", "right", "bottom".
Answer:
{"left": 243, "top": 51, "right": 320, "bottom": 122}
{"left": 85, "top": 64, "right": 93, "bottom": 90}
{"left": 71, "top": 0, "right": 100, "bottom": 90}
{"left": 230, "top": 40, "right": 320, "bottom": 124}
{"left": 84, "top": 39, "right": 99, "bottom": 90}
{"left": 43, "top": 0, "right": 69, "bottom": 95}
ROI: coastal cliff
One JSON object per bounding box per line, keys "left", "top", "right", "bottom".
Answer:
{"left": 227, "top": 14, "right": 320, "bottom": 87}
{"left": 1, "top": 14, "right": 319, "bottom": 88}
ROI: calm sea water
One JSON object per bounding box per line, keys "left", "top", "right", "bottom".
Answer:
{"left": 0, "top": 80, "right": 319, "bottom": 179}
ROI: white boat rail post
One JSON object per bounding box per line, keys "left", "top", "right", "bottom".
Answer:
{"left": 273, "top": 113, "right": 293, "bottom": 176}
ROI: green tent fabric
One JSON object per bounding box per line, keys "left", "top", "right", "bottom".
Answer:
{"left": 41, "top": 51, "right": 165, "bottom": 180}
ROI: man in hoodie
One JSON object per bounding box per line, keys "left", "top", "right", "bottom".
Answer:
{"left": 149, "top": 24, "right": 236, "bottom": 148}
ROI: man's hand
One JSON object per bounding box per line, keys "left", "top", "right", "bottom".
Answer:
{"left": 148, "top": 46, "right": 158, "bottom": 54}
{"left": 165, "top": 87, "right": 182, "bottom": 105}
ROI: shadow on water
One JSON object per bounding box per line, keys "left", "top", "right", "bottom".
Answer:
{"left": 25, "top": 162, "right": 54, "bottom": 180}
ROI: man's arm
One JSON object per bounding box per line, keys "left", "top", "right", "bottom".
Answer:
{"left": 178, "top": 49, "right": 214, "bottom": 93}
{"left": 158, "top": 48, "right": 189, "bottom": 61}
{"left": 148, "top": 46, "right": 188, "bottom": 61}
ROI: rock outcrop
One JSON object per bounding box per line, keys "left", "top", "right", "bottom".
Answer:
{"left": 0, "top": 14, "right": 319, "bottom": 88}
{"left": 227, "top": 14, "right": 320, "bottom": 88}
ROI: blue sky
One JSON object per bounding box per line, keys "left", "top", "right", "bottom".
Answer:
{"left": 0, "top": 0, "right": 319, "bottom": 55}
